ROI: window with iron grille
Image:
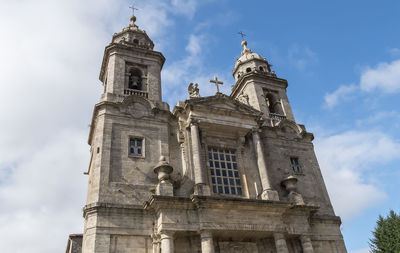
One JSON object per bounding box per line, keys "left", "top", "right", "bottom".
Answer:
{"left": 129, "top": 138, "right": 143, "bottom": 156}
{"left": 208, "top": 147, "right": 242, "bottom": 196}
{"left": 290, "top": 157, "right": 301, "bottom": 173}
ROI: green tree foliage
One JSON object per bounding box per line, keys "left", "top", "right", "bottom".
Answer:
{"left": 369, "top": 210, "right": 400, "bottom": 253}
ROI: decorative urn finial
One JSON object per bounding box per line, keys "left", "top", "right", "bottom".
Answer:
{"left": 153, "top": 156, "right": 173, "bottom": 183}
{"left": 281, "top": 175, "right": 305, "bottom": 205}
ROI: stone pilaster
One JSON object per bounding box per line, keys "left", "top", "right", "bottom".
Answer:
{"left": 160, "top": 231, "right": 174, "bottom": 253}
{"left": 252, "top": 129, "right": 279, "bottom": 200}
{"left": 190, "top": 121, "right": 210, "bottom": 195}
{"left": 152, "top": 237, "right": 160, "bottom": 253}
{"left": 200, "top": 231, "right": 215, "bottom": 253}
{"left": 300, "top": 235, "right": 314, "bottom": 253}
{"left": 274, "top": 233, "right": 289, "bottom": 253}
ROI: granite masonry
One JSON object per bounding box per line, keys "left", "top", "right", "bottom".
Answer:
{"left": 66, "top": 13, "right": 347, "bottom": 253}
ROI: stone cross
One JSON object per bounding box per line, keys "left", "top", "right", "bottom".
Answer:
{"left": 238, "top": 31, "right": 246, "bottom": 40}
{"left": 210, "top": 76, "right": 223, "bottom": 94}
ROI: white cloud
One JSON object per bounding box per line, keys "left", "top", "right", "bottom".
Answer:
{"left": 136, "top": 1, "right": 173, "bottom": 41}
{"left": 0, "top": 0, "right": 204, "bottom": 252}
{"left": 360, "top": 59, "right": 400, "bottom": 93}
{"left": 186, "top": 34, "right": 203, "bottom": 55}
{"left": 324, "top": 59, "right": 400, "bottom": 108}
{"left": 0, "top": 0, "right": 120, "bottom": 252}
{"left": 171, "top": 0, "right": 198, "bottom": 19}
{"left": 389, "top": 48, "right": 400, "bottom": 57}
{"left": 324, "top": 84, "right": 358, "bottom": 109}
{"left": 162, "top": 33, "right": 216, "bottom": 104}
{"left": 0, "top": 129, "right": 88, "bottom": 252}
{"left": 315, "top": 130, "right": 400, "bottom": 221}
{"left": 355, "top": 110, "right": 400, "bottom": 127}
{"left": 288, "top": 44, "right": 318, "bottom": 70}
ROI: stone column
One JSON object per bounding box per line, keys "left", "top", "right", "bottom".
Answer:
{"left": 300, "top": 235, "right": 314, "bottom": 253}
{"left": 151, "top": 234, "right": 160, "bottom": 253}
{"left": 160, "top": 231, "right": 174, "bottom": 253}
{"left": 252, "top": 129, "right": 279, "bottom": 200}
{"left": 201, "top": 231, "right": 215, "bottom": 253}
{"left": 274, "top": 233, "right": 289, "bottom": 253}
{"left": 152, "top": 240, "right": 160, "bottom": 253}
{"left": 190, "top": 121, "right": 210, "bottom": 195}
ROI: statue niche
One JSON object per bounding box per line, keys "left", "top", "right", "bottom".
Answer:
{"left": 128, "top": 68, "right": 143, "bottom": 90}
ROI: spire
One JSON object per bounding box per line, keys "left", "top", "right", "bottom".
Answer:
{"left": 238, "top": 31, "right": 253, "bottom": 56}
{"left": 129, "top": 5, "right": 139, "bottom": 28}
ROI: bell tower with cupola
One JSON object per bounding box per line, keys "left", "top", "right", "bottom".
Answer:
{"left": 231, "top": 40, "right": 295, "bottom": 122}
{"left": 99, "top": 14, "right": 165, "bottom": 102}
{"left": 82, "top": 13, "right": 173, "bottom": 253}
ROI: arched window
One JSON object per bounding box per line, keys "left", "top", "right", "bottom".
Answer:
{"left": 246, "top": 67, "right": 251, "bottom": 73}
{"left": 259, "top": 66, "right": 264, "bottom": 72}
{"left": 265, "top": 93, "right": 278, "bottom": 114}
{"left": 133, "top": 39, "right": 139, "bottom": 45}
{"left": 128, "top": 69, "right": 142, "bottom": 90}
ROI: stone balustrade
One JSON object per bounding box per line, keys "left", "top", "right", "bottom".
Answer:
{"left": 269, "top": 113, "right": 286, "bottom": 121}
{"left": 123, "top": 89, "right": 149, "bottom": 98}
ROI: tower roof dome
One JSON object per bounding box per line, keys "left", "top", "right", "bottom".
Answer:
{"left": 234, "top": 40, "right": 267, "bottom": 69}
{"left": 110, "top": 15, "right": 154, "bottom": 50}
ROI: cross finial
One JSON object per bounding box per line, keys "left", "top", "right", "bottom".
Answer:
{"left": 210, "top": 76, "right": 224, "bottom": 94}
{"left": 238, "top": 31, "right": 246, "bottom": 41}
{"left": 129, "top": 4, "right": 138, "bottom": 16}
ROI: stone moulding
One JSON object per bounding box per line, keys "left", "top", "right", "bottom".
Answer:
{"left": 142, "top": 195, "right": 320, "bottom": 237}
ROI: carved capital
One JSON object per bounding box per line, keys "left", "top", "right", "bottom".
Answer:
{"left": 160, "top": 231, "right": 175, "bottom": 240}
{"left": 189, "top": 119, "right": 199, "bottom": 127}
{"left": 200, "top": 230, "right": 213, "bottom": 239}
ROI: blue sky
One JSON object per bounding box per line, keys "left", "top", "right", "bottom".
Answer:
{"left": 0, "top": 0, "right": 399, "bottom": 252}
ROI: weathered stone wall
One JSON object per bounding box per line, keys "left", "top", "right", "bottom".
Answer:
{"left": 82, "top": 206, "right": 154, "bottom": 253}
{"left": 261, "top": 130, "right": 335, "bottom": 216}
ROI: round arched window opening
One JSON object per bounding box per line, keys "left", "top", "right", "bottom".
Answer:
{"left": 246, "top": 67, "right": 252, "bottom": 73}
{"left": 128, "top": 69, "right": 142, "bottom": 90}
{"left": 259, "top": 66, "right": 264, "bottom": 72}
{"left": 265, "top": 93, "right": 277, "bottom": 114}
{"left": 133, "top": 39, "right": 139, "bottom": 45}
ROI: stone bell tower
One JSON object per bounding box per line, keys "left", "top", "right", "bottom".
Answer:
{"left": 99, "top": 14, "right": 165, "bottom": 102}
{"left": 231, "top": 40, "right": 295, "bottom": 122}
{"left": 82, "top": 13, "right": 172, "bottom": 253}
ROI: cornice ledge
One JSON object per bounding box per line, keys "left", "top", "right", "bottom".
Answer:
{"left": 82, "top": 202, "right": 144, "bottom": 217}
{"left": 310, "top": 214, "right": 342, "bottom": 225}
{"left": 230, "top": 73, "right": 288, "bottom": 97}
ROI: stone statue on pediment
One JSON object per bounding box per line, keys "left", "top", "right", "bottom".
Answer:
{"left": 188, "top": 83, "right": 200, "bottom": 98}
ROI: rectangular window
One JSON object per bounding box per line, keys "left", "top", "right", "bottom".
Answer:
{"left": 208, "top": 148, "right": 242, "bottom": 196}
{"left": 290, "top": 157, "right": 301, "bottom": 173}
{"left": 129, "top": 138, "right": 143, "bottom": 156}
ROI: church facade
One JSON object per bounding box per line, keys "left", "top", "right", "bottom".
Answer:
{"left": 69, "top": 13, "right": 347, "bottom": 253}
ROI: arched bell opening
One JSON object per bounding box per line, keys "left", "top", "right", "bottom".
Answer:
{"left": 128, "top": 68, "right": 143, "bottom": 90}
{"left": 265, "top": 92, "right": 284, "bottom": 115}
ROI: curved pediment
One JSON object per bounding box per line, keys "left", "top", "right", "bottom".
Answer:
{"left": 274, "top": 119, "right": 314, "bottom": 141}
{"left": 276, "top": 119, "right": 303, "bottom": 135}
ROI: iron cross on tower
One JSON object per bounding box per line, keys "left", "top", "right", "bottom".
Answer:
{"left": 129, "top": 4, "right": 138, "bottom": 16}
{"left": 210, "top": 76, "right": 224, "bottom": 94}
{"left": 238, "top": 31, "right": 246, "bottom": 41}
